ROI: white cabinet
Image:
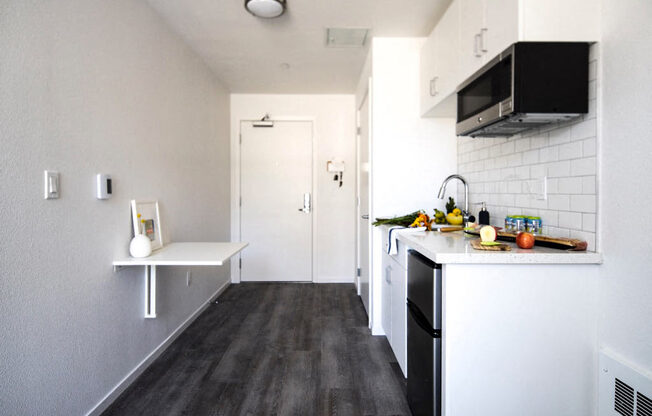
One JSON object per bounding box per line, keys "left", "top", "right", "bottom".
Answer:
{"left": 380, "top": 231, "right": 408, "bottom": 377}
{"left": 420, "top": 0, "right": 459, "bottom": 117}
{"left": 458, "top": 0, "right": 519, "bottom": 81}
{"left": 421, "top": 0, "right": 598, "bottom": 117}
{"left": 389, "top": 260, "right": 407, "bottom": 375}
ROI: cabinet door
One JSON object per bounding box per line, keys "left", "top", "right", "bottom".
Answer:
{"left": 432, "top": 0, "right": 460, "bottom": 100}
{"left": 482, "top": 0, "right": 518, "bottom": 60}
{"left": 390, "top": 262, "right": 408, "bottom": 377}
{"left": 419, "top": 30, "right": 438, "bottom": 117}
{"left": 458, "top": 0, "right": 485, "bottom": 81}
{"left": 381, "top": 253, "right": 393, "bottom": 342}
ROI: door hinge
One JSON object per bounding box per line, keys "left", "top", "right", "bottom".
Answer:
{"left": 356, "top": 267, "right": 361, "bottom": 277}
{"left": 356, "top": 127, "right": 361, "bottom": 135}
{"left": 239, "top": 134, "right": 242, "bottom": 144}
{"left": 239, "top": 258, "right": 242, "bottom": 269}
{"left": 239, "top": 196, "right": 242, "bottom": 207}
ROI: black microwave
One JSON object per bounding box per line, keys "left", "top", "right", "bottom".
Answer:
{"left": 456, "top": 42, "right": 589, "bottom": 138}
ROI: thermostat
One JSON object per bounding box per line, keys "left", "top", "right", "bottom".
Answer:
{"left": 96, "top": 174, "right": 112, "bottom": 199}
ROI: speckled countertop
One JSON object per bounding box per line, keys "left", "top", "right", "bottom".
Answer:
{"left": 395, "top": 229, "right": 602, "bottom": 265}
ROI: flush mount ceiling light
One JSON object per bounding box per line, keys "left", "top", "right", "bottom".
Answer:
{"left": 245, "top": 0, "right": 286, "bottom": 18}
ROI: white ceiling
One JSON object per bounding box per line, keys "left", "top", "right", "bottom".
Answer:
{"left": 145, "top": 0, "right": 452, "bottom": 93}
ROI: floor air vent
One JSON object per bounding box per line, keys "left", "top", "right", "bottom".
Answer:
{"left": 601, "top": 350, "right": 652, "bottom": 416}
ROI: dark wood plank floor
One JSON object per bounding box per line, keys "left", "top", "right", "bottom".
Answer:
{"left": 103, "top": 283, "right": 411, "bottom": 416}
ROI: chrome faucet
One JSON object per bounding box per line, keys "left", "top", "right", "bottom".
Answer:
{"left": 437, "top": 174, "right": 475, "bottom": 226}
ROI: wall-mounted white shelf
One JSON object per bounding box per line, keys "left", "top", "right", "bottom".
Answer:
{"left": 113, "top": 242, "right": 248, "bottom": 318}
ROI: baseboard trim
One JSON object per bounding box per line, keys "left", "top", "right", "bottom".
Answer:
{"left": 86, "top": 279, "right": 231, "bottom": 416}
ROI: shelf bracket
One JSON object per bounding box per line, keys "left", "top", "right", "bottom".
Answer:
{"left": 113, "top": 265, "right": 124, "bottom": 273}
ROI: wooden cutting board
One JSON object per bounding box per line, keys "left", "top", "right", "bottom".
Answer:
{"left": 464, "top": 230, "right": 587, "bottom": 251}
{"left": 470, "top": 239, "right": 512, "bottom": 251}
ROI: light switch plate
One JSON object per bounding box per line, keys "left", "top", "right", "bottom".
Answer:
{"left": 44, "top": 170, "right": 60, "bottom": 199}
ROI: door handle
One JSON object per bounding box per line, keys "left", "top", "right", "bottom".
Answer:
{"left": 429, "top": 77, "right": 438, "bottom": 97}
{"left": 385, "top": 265, "right": 392, "bottom": 284}
{"left": 407, "top": 298, "right": 441, "bottom": 338}
{"left": 480, "top": 28, "right": 488, "bottom": 53}
{"left": 361, "top": 214, "right": 369, "bottom": 220}
{"left": 474, "top": 33, "right": 482, "bottom": 57}
{"left": 298, "top": 192, "right": 311, "bottom": 213}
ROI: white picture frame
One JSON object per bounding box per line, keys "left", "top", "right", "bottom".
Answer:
{"left": 130, "top": 200, "right": 163, "bottom": 251}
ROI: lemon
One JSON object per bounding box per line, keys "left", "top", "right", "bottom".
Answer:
{"left": 452, "top": 208, "right": 462, "bottom": 216}
{"left": 446, "top": 213, "right": 464, "bottom": 225}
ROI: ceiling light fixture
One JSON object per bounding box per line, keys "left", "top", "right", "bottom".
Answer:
{"left": 245, "top": 0, "right": 286, "bottom": 18}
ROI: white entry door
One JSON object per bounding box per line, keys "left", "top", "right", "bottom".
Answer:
{"left": 240, "top": 120, "right": 313, "bottom": 282}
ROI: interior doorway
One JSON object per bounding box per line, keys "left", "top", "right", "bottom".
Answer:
{"left": 357, "top": 91, "right": 371, "bottom": 315}
{"left": 239, "top": 120, "right": 313, "bottom": 282}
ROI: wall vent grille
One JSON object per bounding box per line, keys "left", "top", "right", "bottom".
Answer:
{"left": 637, "top": 392, "right": 652, "bottom": 416}
{"left": 600, "top": 350, "right": 652, "bottom": 416}
{"left": 616, "top": 378, "right": 635, "bottom": 416}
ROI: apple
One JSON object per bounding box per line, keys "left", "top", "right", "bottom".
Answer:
{"left": 516, "top": 232, "right": 535, "bottom": 249}
{"left": 479, "top": 225, "right": 497, "bottom": 242}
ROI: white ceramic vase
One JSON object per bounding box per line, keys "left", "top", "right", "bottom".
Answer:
{"left": 129, "top": 234, "right": 152, "bottom": 258}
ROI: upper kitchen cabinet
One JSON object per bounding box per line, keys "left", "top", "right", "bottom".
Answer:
{"left": 421, "top": 0, "right": 599, "bottom": 118}
{"left": 420, "top": 0, "right": 459, "bottom": 117}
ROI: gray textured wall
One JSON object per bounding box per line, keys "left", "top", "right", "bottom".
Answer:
{"left": 0, "top": 0, "right": 231, "bottom": 414}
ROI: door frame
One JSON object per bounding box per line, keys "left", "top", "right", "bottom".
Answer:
{"left": 231, "top": 117, "right": 317, "bottom": 283}
{"left": 356, "top": 79, "right": 373, "bottom": 328}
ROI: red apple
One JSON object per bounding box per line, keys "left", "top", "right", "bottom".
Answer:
{"left": 516, "top": 232, "right": 535, "bottom": 249}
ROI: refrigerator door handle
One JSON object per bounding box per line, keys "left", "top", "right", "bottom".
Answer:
{"left": 407, "top": 298, "right": 441, "bottom": 338}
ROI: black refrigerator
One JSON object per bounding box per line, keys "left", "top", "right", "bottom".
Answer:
{"left": 406, "top": 250, "right": 442, "bottom": 416}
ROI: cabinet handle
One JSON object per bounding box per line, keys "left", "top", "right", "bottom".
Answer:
{"left": 480, "top": 28, "right": 488, "bottom": 53}
{"left": 474, "top": 33, "right": 482, "bottom": 57}
{"left": 385, "top": 266, "right": 392, "bottom": 284}
{"left": 429, "top": 76, "right": 438, "bottom": 97}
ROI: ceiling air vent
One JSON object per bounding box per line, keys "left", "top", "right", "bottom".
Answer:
{"left": 325, "top": 28, "right": 369, "bottom": 48}
{"left": 600, "top": 350, "right": 652, "bottom": 416}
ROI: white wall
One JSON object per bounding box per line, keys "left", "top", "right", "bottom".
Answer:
{"left": 598, "top": 0, "right": 652, "bottom": 375}
{"left": 366, "top": 38, "right": 458, "bottom": 333}
{"left": 0, "top": 1, "right": 231, "bottom": 414}
{"left": 230, "top": 94, "right": 357, "bottom": 283}
{"left": 457, "top": 45, "right": 599, "bottom": 250}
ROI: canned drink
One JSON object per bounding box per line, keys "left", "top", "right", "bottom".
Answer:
{"left": 513, "top": 215, "right": 526, "bottom": 232}
{"left": 504, "top": 216, "right": 513, "bottom": 231}
{"left": 526, "top": 216, "right": 542, "bottom": 234}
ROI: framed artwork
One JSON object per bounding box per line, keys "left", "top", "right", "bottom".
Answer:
{"left": 130, "top": 200, "right": 163, "bottom": 250}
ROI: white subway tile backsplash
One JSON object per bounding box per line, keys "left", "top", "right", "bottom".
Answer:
{"left": 559, "top": 141, "right": 583, "bottom": 160}
{"left": 540, "top": 146, "right": 560, "bottom": 163}
{"left": 571, "top": 119, "right": 596, "bottom": 141}
{"left": 571, "top": 157, "right": 597, "bottom": 176}
{"left": 570, "top": 195, "right": 596, "bottom": 213}
{"left": 558, "top": 177, "right": 583, "bottom": 194}
{"left": 582, "top": 213, "right": 596, "bottom": 232}
{"left": 548, "top": 195, "right": 570, "bottom": 211}
{"left": 582, "top": 138, "right": 596, "bottom": 157}
{"left": 559, "top": 211, "right": 582, "bottom": 230}
{"left": 522, "top": 149, "right": 539, "bottom": 165}
{"left": 514, "top": 138, "right": 531, "bottom": 152}
{"left": 501, "top": 141, "right": 515, "bottom": 155}
{"left": 458, "top": 45, "right": 598, "bottom": 246}
{"left": 549, "top": 127, "right": 571, "bottom": 146}
{"left": 582, "top": 176, "right": 596, "bottom": 194}
{"left": 538, "top": 210, "right": 559, "bottom": 227}
{"left": 546, "top": 160, "right": 571, "bottom": 178}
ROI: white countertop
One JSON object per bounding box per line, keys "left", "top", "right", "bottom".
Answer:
{"left": 113, "top": 242, "right": 248, "bottom": 266}
{"left": 393, "top": 228, "right": 602, "bottom": 265}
